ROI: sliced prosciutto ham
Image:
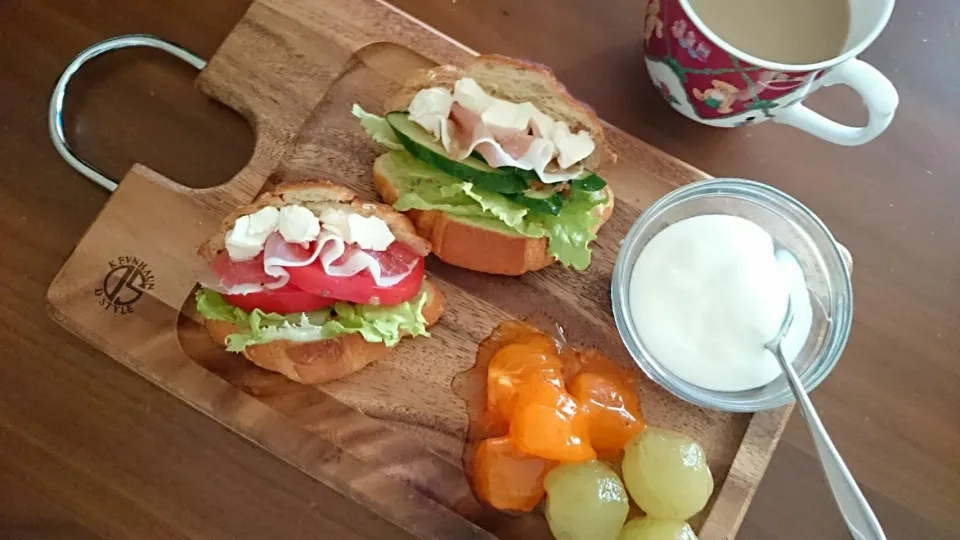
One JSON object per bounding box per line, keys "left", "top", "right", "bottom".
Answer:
{"left": 204, "top": 231, "right": 424, "bottom": 307}
{"left": 407, "top": 80, "right": 597, "bottom": 184}
{"left": 262, "top": 231, "right": 418, "bottom": 288}
{"left": 446, "top": 103, "right": 585, "bottom": 184}
{"left": 498, "top": 132, "right": 538, "bottom": 159}
{"left": 202, "top": 252, "right": 280, "bottom": 295}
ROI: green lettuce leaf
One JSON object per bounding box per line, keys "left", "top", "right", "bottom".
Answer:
{"left": 195, "top": 287, "right": 430, "bottom": 352}
{"left": 352, "top": 104, "right": 404, "bottom": 150}
{"left": 195, "top": 288, "right": 249, "bottom": 324}
{"left": 382, "top": 151, "right": 605, "bottom": 269}
{"left": 460, "top": 183, "right": 530, "bottom": 229}
{"left": 537, "top": 189, "right": 605, "bottom": 271}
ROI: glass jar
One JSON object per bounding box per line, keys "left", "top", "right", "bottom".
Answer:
{"left": 611, "top": 178, "right": 853, "bottom": 412}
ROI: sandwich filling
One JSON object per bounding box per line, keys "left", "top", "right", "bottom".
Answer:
{"left": 197, "top": 204, "right": 431, "bottom": 351}
{"left": 407, "top": 78, "right": 595, "bottom": 184}
{"left": 354, "top": 79, "right": 610, "bottom": 270}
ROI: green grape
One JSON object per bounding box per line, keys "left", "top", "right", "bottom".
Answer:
{"left": 621, "top": 427, "right": 713, "bottom": 520}
{"left": 544, "top": 460, "right": 629, "bottom": 540}
{"left": 617, "top": 517, "right": 698, "bottom": 540}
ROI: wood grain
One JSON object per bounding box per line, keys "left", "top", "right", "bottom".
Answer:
{"left": 2, "top": 1, "right": 959, "bottom": 539}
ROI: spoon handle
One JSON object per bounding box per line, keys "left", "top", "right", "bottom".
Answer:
{"left": 773, "top": 348, "right": 887, "bottom": 540}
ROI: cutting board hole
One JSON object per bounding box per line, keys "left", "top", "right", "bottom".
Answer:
{"left": 61, "top": 47, "right": 254, "bottom": 189}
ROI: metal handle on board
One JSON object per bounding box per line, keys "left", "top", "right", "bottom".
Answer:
{"left": 48, "top": 34, "right": 207, "bottom": 192}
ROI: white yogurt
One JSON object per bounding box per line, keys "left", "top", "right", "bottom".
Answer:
{"left": 628, "top": 214, "right": 813, "bottom": 392}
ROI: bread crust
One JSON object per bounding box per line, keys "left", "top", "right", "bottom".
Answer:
{"left": 204, "top": 280, "right": 445, "bottom": 384}
{"left": 373, "top": 156, "right": 614, "bottom": 275}
{"left": 198, "top": 179, "right": 431, "bottom": 261}
{"left": 383, "top": 54, "right": 617, "bottom": 172}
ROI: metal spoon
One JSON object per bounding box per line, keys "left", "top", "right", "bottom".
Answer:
{"left": 766, "top": 297, "right": 886, "bottom": 540}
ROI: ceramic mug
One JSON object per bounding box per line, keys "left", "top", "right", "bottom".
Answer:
{"left": 643, "top": 0, "right": 898, "bottom": 146}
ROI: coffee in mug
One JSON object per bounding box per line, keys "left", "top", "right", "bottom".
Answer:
{"left": 643, "top": 0, "right": 898, "bottom": 146}
{"left": 688, "top": 0, "right": 851, "bottom": 65}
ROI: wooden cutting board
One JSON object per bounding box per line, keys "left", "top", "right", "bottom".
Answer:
{"left": 46, "top": 1, "right": 792, "bottom": 538}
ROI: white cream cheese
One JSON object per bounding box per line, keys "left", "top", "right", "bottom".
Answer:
{"left": 408, "top": 87, "right": 455, "bottom": 148}
{"left": 551, "top": 121, "right": 595, "bottom": 169}
{"left": 407, "top": 77, "right": 596, "bottom": 183}
{"left": 480, "top": 100, "right": 538, "bottom": 136}
{"left": 225, "top": 206, "right": 280, "bottom": 261}
{"left": 278, "top": 205, "right": 321, "bottom": 244}
{"left": 224, "top": 205, "right": 395, "bottom": 262}
{"left": 452, "top": 78, "right": 495, "bottom": 113}
{"left": 318, "top": 208, "right": 395, "bottom": 251}
{"left": 628, "top": 215, "right": 813, "bottom": 392}
{"left": 528, "top": 109, "right": 556, "bottom": 139}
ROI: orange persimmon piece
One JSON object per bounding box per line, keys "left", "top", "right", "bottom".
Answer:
{"left": 472, "top": 436, "right": 555, "bottom": 512}
{"left": 509, "top": 375, "right": 596, "bottom": 462}
{"left": 569, "top": 372, "right": 646, "bottom": 453}
{"left": 487, "top": 339, "right": 563, "bottom": 426}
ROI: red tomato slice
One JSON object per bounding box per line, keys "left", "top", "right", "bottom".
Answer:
{"left": 223, "top": 284, "right": 336, "bottom": 314}
{"left": 287, "top": 242, "right": 425, "bottom": 306}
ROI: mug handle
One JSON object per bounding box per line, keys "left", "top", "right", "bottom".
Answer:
{"left": 773, "top": 59, "right": 899, "bottom": 146}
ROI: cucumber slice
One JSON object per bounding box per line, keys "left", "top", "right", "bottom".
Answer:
{"left": 521, "top": 187, "right": 560, "bottom": 200}
{"left": 570, "top": 171, "right": 606, "bottom": 192}
{"left": 386, "top": 112, "right": 529, "bottom": 194}
{"left": 386, "top": 111, "right": 606, "bottom": 203}
{"left": 506, "top": 191, "right": 564, "bottom": 216}
{"left": 506, "top": 166, "right": 607, "bottom": 192}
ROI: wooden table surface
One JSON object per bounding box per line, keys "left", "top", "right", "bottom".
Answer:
{"left": 1, "top": 1, "right": 957, "bottom": 538}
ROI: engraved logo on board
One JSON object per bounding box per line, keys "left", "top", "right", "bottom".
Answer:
{"left": 94, "top": 256, "right": 155, "bottom": 315}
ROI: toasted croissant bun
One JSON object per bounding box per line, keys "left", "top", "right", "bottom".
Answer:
{"left": 197, "top": 179, "right": 444, "bottom": 384}
{"left": 376, "top": 55, "right": 616, "bottom": 275}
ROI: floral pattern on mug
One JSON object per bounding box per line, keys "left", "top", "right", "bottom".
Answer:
{"left": 645, "top": 0, "right": 665, "bottom": 43}
{"left": 641, "top": 0, "right": 898, "bottom": 143}
{"left": 659, "top": 81, "right": 681, "bottom": 105}
{"left": 756, "top": 71, "right": 812, "bottom": 93}
{"left": 671, "top": 20, "right": 711, "bottom": 62}
{"left": 692, "top": 80, "right": 740, "bottom": 114}
{"left": 643, "top": 0, "right": 826, "bottom": 125}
